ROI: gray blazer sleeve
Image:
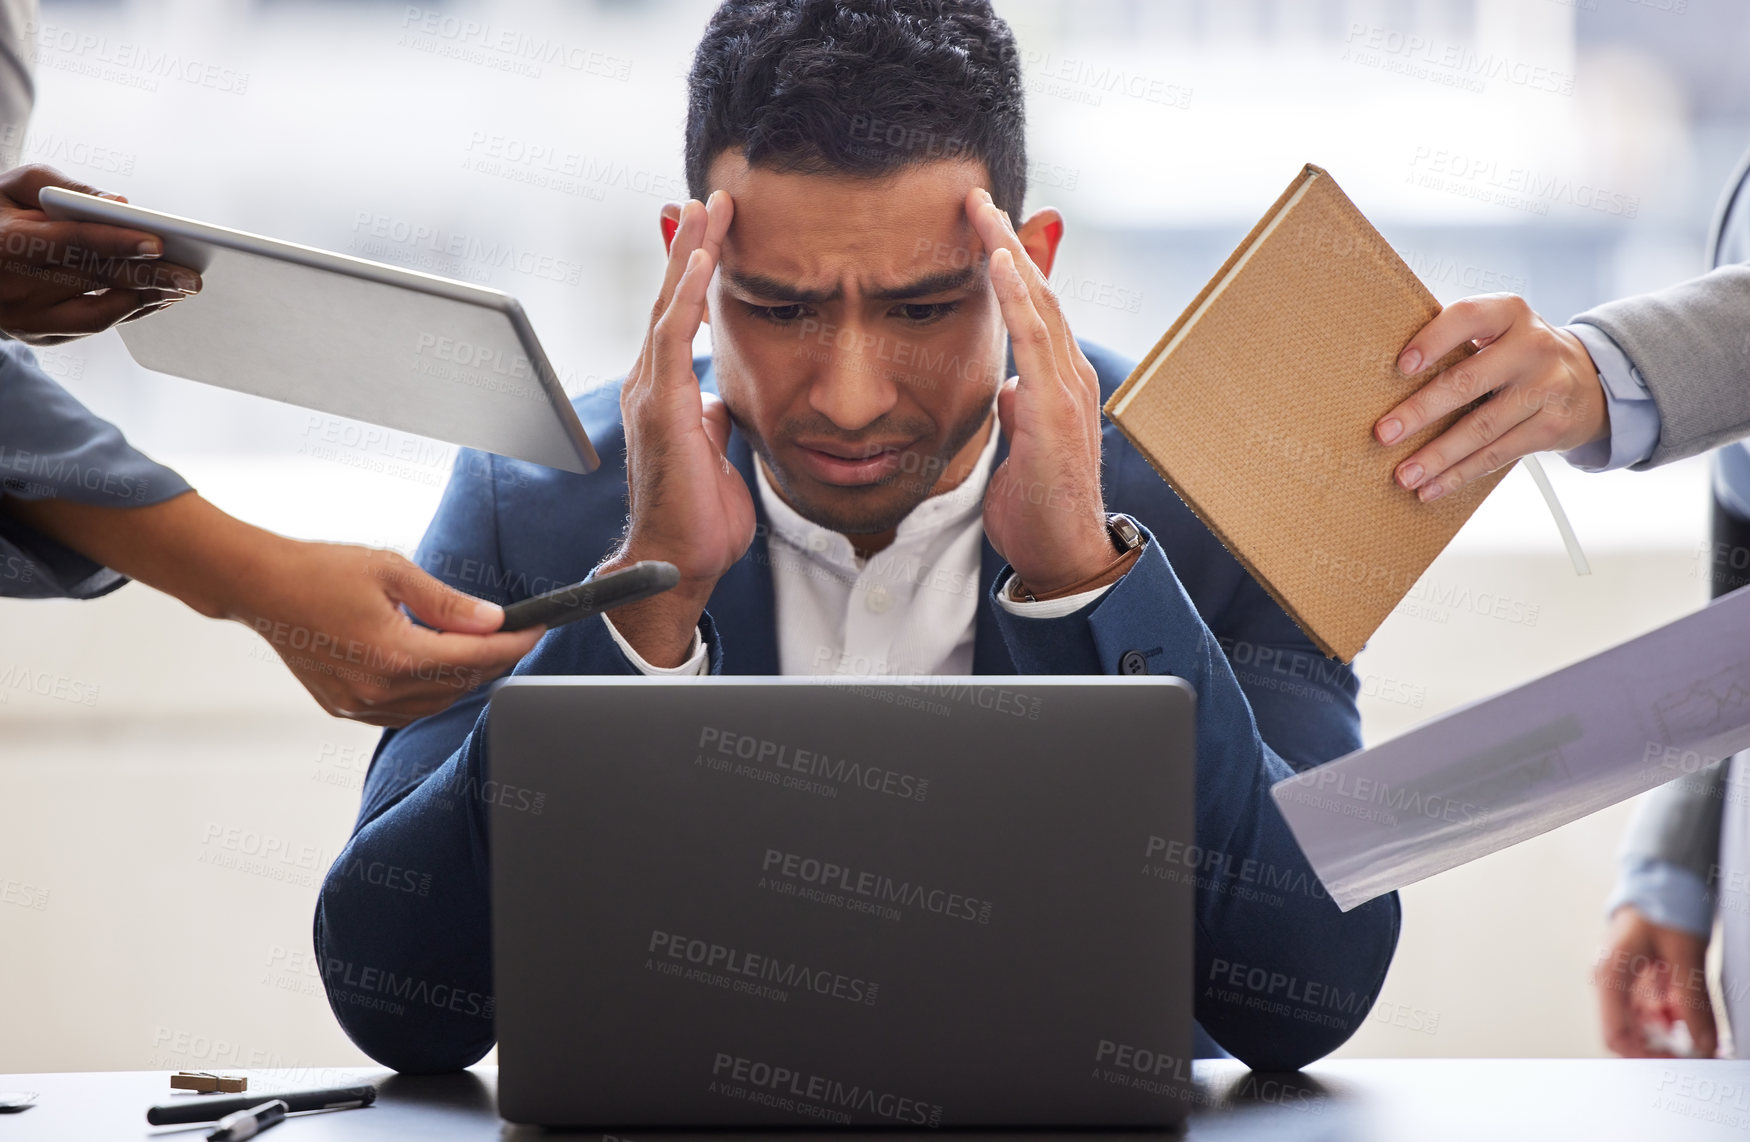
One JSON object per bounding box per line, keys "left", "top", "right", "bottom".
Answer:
{"left": 1597, "top": 148, "right": 1750, "bottom": 903}
{"left": 0, "top": 338, "right": 191, "bottom": 598}
{"left": 1617, "top": 761, "right": 1728, "bottom": 884}
{"left": 1570, "top": 143, "right": 1750, "bottom": 469}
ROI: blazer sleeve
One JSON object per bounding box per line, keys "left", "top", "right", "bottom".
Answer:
{"left": 988, "top": 528, "right": 1400, "bottom": 1072}
{"left": 1570, "top": 149, "right": 1750, "bottom": 469}
{"left": 314, "top": 613, "right": 725, "bottom": 1072}
{"left": 0, "top": 339, "right": 191, "bottom": 598}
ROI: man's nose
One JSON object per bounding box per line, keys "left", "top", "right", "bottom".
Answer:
{"left": 806, "top": 321, "right": 901, "bottom": 431}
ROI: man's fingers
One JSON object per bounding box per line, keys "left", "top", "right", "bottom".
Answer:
{"left": 652, "top": 247, "right": 714, "bottom": 384}
{"left": 988, "top": 248, "right": 1061, "bottom": 400}
{"left": 651, "top": 199, "right": 707, "bottom": 322}
{"left": 967, "top": 188, "right": 1084, "bottom": 391}
{"left": 1393, "top": 382, "right": 1538, "bottom": 492}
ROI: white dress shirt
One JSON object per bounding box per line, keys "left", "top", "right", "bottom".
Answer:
{"left": 603, "top": 425, "right": 1114, "bottom": 676}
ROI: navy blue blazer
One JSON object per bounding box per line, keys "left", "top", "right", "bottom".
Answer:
{"left": 313, "top": 342, "right": 1401, "bottom": 1074}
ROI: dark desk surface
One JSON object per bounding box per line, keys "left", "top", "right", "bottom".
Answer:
{"left": 1, "top": 1060, "right": 1746, "bottom": 1140}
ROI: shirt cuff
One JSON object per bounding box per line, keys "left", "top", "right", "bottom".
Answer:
{"left": 995, "top": 574, "right": 1117, "bottom": 619}
{"left": 1605, "top": 857, "right": 1715, "bottom": 939}
{"left": 1561, "top": 323, "right": 1660, "bottom": 472}
{"left": 601, "top": 612, "right": 708, "bottom": 676}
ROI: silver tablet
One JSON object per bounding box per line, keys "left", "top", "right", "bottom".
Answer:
{"left": 40, "top": 187, "right": 599, "bottom": 474}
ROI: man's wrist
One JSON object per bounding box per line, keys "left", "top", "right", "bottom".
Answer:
{"left": 593, "top": 546, "right": 715, "bottom": 669}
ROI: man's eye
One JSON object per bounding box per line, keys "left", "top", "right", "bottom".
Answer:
{"left": 894, "top": 302, "right": 958, "bottom": 324}
{"left": 750, "top": 304, "right": 809, "bottom": 324}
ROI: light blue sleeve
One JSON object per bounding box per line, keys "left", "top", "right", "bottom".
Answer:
{"left": 0, "top": 338, "right": 191, "bottom": 598}
{"left": 1559, "top": 323, "right": 1661, "bottom": 472}
{"left": 1605, "top": 857, "right": 1715, "bottom": 939}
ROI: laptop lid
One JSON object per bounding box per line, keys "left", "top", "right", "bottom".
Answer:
{"left": 488, "top": 676, "right": 1196, "bottom": 1128}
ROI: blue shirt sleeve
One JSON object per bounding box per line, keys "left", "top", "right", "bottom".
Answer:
{"left": 1605, "top": 857, "right": 1715, "bottom": 938}
{"left": 1560, "top": 323, "right": 1661, "bottom": 472}
{"left": 0, "top": 338, "right": 191, "bottom": 598}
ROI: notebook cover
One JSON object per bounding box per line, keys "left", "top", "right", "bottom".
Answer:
{"left": 1105, "top": 164, "right": 1508, "bottom": 662}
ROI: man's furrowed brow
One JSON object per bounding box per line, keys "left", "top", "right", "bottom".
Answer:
{"left": 721, "top": 265, "right": 981, "bottom": 304}
{"left": 868, "top": 266, "right": 980, "bottom": 301}
{"left": 722, "top": 269, "right": 839, "bottom": 304}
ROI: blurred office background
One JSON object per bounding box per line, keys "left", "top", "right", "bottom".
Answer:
{"left": 2, "top": 0, "right": 1746, "bottom": 1072}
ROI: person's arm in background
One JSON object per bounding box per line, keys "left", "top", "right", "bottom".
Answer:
{"left": 4, "top": 492, "right": 541, "bottom": 726}
{"left": 1371, "top": 144, "right": 1750, "bottom": 496}
{"left": 1374, "top": 146, "right": 1750, "bottom": 1058}
{"left": 0, "top": 336, "right": 541, "bottom": 726}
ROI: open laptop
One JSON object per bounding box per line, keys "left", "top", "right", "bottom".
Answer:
{"left": 487, "top": 676, "right": 1197, "bottom": 1128}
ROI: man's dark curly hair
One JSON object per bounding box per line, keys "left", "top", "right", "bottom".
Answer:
{"left": 685, "top": 0, "right": 1028, "bottom": 216}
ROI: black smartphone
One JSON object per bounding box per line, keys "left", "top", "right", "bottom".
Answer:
{"left": 499, "top": 561, "right": 680, "bottom": 632}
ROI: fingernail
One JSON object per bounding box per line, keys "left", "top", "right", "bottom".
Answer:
{"left": 1419, "top": 480, "right": 1448, "bottom": 503}
{"left": 1397, "top": 462, "right": 1423, "bottom": 489}
{"left": 976, "top": 188, "right": 993, "bottom": 204}
{"left": 472, "top": 598, "right": 502, "bottom": 622}
{"left": 1398, "top": 349, "right": 1422, "bottom": 375}
{"left": 171, "top": 272, "right": 199, "bottom": 292}
{"left": 135, "top": 239, "right": 161, "bottom": 257}
{"left": 1377, "top": 418, "right": 1402, "bottom": 444}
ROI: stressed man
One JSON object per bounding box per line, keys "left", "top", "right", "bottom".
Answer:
{"left": 316, "top": 0, "right": 1399, "bottom": 1073}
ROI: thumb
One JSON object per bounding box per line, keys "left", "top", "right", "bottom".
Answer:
{"left": 995, "top": 375, "right": 1020, "bottom": 438}
{"left": 700, "top": 391, "right": 733, "bottom": 455}
{"left": 377, "top": 553, "right": 505, "bottom": 633}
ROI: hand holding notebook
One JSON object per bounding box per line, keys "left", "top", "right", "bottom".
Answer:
{"left": 1104, "top": 164, "right": 1515, "bottom": 661}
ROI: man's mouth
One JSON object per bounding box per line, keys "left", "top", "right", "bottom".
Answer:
{"left": 790, "top": 439, "right": 914, "bottom": 486}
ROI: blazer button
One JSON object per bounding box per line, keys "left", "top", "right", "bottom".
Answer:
{"left": 1120, "top": 650, "right": 1149, "bottom": 675}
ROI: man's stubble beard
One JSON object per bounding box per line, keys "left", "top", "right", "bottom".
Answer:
{"left": 737, "top": 399, "right": 996, "bottom": 537}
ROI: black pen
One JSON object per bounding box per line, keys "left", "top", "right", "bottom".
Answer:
{"left": 147, "top": 1083, "right": 377, "bottom": 1125}
{"left": 206, "top": 1098, "right": 288, "bottom": 1141}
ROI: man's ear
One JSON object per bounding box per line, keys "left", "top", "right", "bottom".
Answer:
{"left": 1015, "top": 207, "right": 1065, "bottom": 279}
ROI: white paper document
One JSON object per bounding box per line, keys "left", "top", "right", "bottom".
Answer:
{"left": 1271, "top": 587, "right": 1750, "bottom": 912}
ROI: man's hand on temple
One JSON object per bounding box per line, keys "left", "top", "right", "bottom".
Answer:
{"left": 1593, "top": 904, "right": 1719, "bottom": 1058}
{"left": 964, "top": 187, "right": 1115, "bottom": 595}
{"left": 1373, "top": 293, "right": 1609, "bottom": 502}
{"left": 0, "top": 164, "right": 203, "bottom": 344}
{"left": 592, "top": 191, "right": 751, "bottom": 667}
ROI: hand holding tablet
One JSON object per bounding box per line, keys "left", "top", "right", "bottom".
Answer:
{"left": 0, "top": 164, "right": 203, "bottom": 344}
{"left": 39, "top": 185, "right": 599, "bottom": 474}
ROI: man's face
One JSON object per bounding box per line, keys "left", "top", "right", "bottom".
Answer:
{"left": 702, "top": 154, "right": 1007, "bottom": 536}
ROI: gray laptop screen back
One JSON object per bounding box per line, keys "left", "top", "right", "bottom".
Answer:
{"left": 488, "top": 676, "right": 1196, "bottom": 1128}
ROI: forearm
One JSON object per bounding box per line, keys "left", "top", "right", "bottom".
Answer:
{"left": 2, "top": 489, "right": 283, "bottom": 619}
{"left": 315, "top": 728, "right": 497, "bottom": 1073}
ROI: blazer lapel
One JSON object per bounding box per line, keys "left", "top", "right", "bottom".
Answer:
{"left": 708, "top": 426, "right": 781, "bottom": 675}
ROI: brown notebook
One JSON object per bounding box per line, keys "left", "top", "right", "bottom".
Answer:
{"left": 1104, "top": 163, "right": 1508, "bottom": 662}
